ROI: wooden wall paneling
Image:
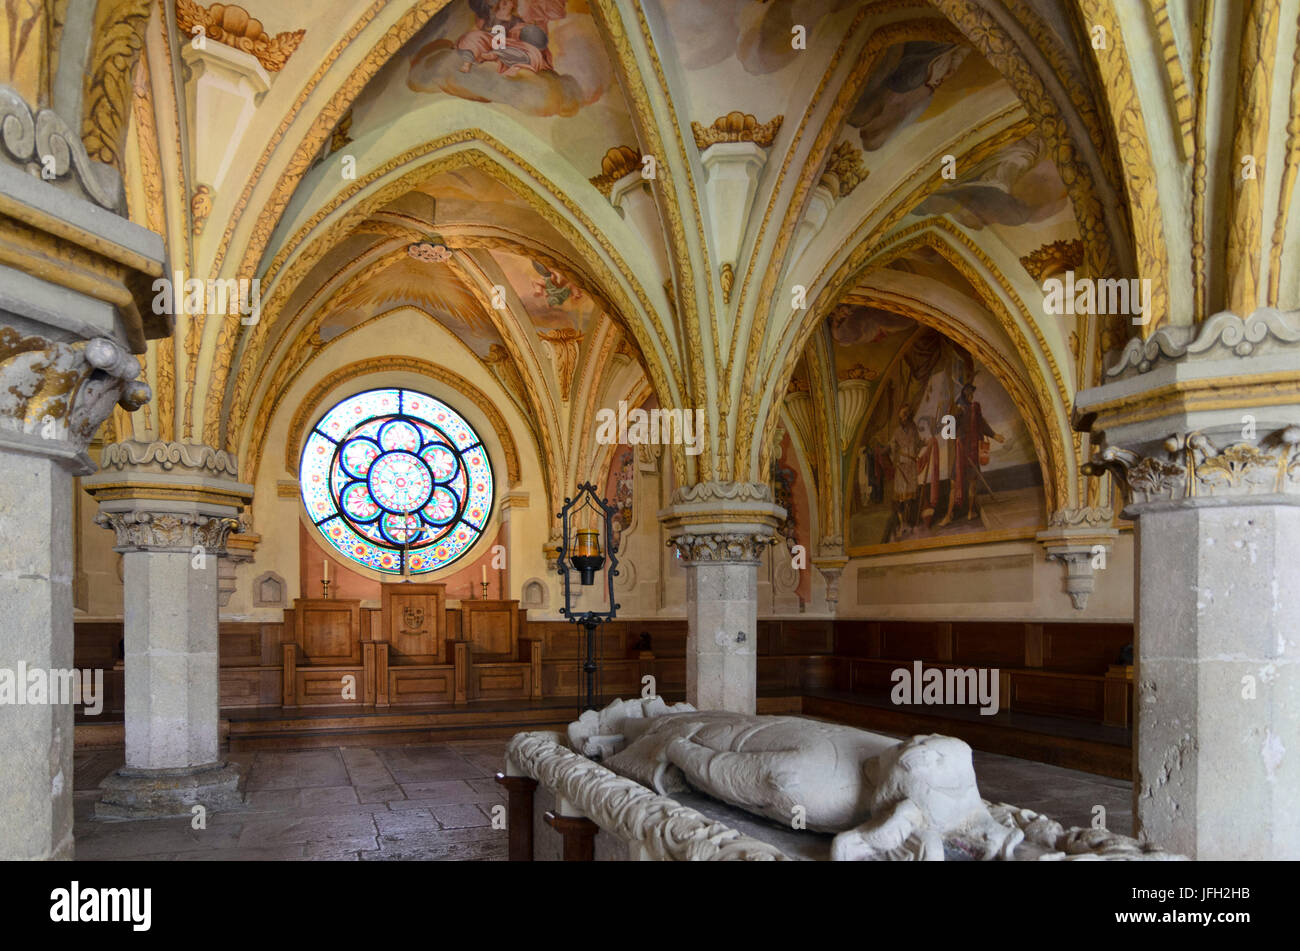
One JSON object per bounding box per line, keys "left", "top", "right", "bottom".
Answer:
{"left": 528, "top": 639, "right": 543, "bottom": 699}
{"left": 461, "top": 600, "right": 520, "bottom": 660}
{"left": 880, "top": 621, "right": 943, "bottom": 661}
{"left": 1024, "top": 623, "right": 1044, "bottom": 667}
{"left": 296, "top": 666, "right": 364, "bottom": 706}
{"left": 1103, "top": 665, "right": 1133, "bottom": 726}
{"left": 375, "top": 642, "right": 390, "bottom": 708}
{"left": 1009, "top": 671, "right": 1105, "bottom": 720}
{"left": 454, "top": 640, "right": 470, "bottom": 703}
{"left": 778, "top": 620, "right": 835, "bottom": 655}
{"left": 293, "top": 599, "right": 363, "bottom": 664}
{"left": 219, "top": 669, "right": 280, "bottom": 707}
{"left": 282, "top": 643, "right": 297, "bottom": 707}
{"left": 474, "top": 663, "right": 530, "bottom": 699}
{"left": 950, "top": 622, "right": 1026, "bottom": 668}
{"left": 362, "top": 641, "right": 377, "bottom": 706}
{"left": 935, "top": 622, "right": 953, "bottom": 662}
{"left": 388, "top": 666, "right": 455, "bottom": 705}
{"left": 1042, "top": 623, "right": 1132, "bottom": 674}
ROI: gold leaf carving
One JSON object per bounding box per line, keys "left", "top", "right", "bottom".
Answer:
{"left": 690, "top": 111, "right": 783, "bottom": 150}
{"left": 589, "top": 145, "right": 642, "bottom": 197}
{"left": 175, "top": 1, "right": 306, "bottom": 72}
{"left": 1019, "top": 239, "right": 1085, "bottom": 283}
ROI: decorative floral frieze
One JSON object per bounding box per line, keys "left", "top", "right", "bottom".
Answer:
{"left": 1106, "top": 308, "right": 1300, "bottom": 378}
{"left": 95, "top": 510, "right": 241, "bottom": 553}
{"left": 1047, "top": 506, "right": 1116, "bottom": 529}
{"left": 669, "top": 481, "right": 775, "bottom": 506}
{"left": 98, "top": 440, "right": 239, "bottom": 477}
{"left": 505, "top": 731, "right": 790, "bottom": 861}
{"left": 1085, "top": 426, "right": 1300, "bottom": 506}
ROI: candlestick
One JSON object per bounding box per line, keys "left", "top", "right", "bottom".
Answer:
{"left": 480, "top": 581, "right": 490, "bottom": 601}
{"left": 321, "top": 578, "right": 331, "bottom": 599}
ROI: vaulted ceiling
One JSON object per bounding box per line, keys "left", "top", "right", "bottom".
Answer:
{"left": 111, "top": 0, "right": 1300, "bottom": 525}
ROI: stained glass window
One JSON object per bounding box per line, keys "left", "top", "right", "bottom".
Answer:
{"left": 299, "top": 388, "right": 494, "bottom": 575}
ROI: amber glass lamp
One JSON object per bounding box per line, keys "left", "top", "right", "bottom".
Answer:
{"left": 556, "top": 482, "right": 620, "bottom": 710}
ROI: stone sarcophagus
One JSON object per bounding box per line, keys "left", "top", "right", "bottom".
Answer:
{"left": 501, "top": 698, "right": 1186, "bottom": 862}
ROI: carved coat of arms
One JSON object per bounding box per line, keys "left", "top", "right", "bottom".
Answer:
{"left": 399, "top": 605, "right": 426, "bottom": 636}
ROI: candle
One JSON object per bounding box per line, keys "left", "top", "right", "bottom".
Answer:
{"left": 481, "top": 565, "right": 487, "bottom": 584}
{"left": 322, "top": 559, "right": 329, "bottom": 582}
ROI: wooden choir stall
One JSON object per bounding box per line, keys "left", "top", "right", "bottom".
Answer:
{"left": 280, "top": 584, "right": 542, "bottom": 709}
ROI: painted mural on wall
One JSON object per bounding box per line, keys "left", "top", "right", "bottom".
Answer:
{"left": 605, "top": 446, "right": 634, "bottom": 552}
{"left": 840, "top": 311, "right": 1044, "bottom": 552}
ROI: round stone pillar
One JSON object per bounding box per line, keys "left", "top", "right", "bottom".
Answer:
{"left": 659, "top": 482, "right": 785, "bottom": 713}
{"left": 84, "top": 441, "right": 253, "bottom": 816}
{"left": 1077, "top": 312, "right": 1300, "bottom": 859}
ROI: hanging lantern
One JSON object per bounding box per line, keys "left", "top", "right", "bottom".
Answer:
{"left": 555, "top": 482, "right": 620, "bottom": 710}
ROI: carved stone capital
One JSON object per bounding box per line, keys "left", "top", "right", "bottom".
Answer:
{"left": 0, "top": 329, "right": 149, "bottom": 471}
{"left": 95, "top": 510, "right": 240, "bottom": 554}
{"left": 660, "top": 482, "right": 786, "bottom": 564}
{"left": 1083, "top": 426, "right": 1300, "bottom": 512}
{"left": 666, "top": 531, "right": 778, "bottom": 564}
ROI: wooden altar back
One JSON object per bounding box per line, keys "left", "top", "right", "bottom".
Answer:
{"left": 381, "top": 582, "right": 447, "bottom": 664}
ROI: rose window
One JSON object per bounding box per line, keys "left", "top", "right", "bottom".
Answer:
{"left": 299, "top": 388, "right": 493, "bottom": 574}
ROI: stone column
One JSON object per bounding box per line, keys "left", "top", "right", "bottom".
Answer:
{"left": 1076, "top": 311, "right": 1300, "bottom": 859}
{"left": 84, "top": 442, "right": 252, "bottom": 816}
{"left": 660, "top": 482, "right": 785, "bottom": 712}
{"left": 0, "top": 81, "right": 165, "bottom": 857}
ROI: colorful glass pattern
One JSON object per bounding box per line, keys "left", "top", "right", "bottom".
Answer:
{"left": 299, "top": 388, "right": 494, "bottom": 574}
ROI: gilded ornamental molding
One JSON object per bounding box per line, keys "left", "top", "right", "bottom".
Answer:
{"left": 589, "top": 145, "right": 642, "bottom": 198}
{"left": 1019, "top": 238, "right": 1084, "bottom": 284}
{"left": 690, "top": 112, "right": 783, "bottom": 150}
{"left": 668, "top": 481, "right": 776, "bottom": 506}
{"left": 175, "top": 1, "right": 306, "bottom": 73}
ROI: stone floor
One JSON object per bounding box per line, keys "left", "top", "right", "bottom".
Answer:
{"left": 72, "top": 739, "right": 1133, "bottom": 860}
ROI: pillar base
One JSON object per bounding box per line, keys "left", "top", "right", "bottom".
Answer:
{"left": 95, "top": 761, "right": 246, "bottom": 819}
